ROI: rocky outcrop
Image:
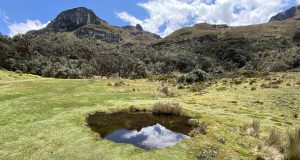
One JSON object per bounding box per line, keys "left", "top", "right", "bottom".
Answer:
{"left": 136, "top": 24, "right": 143, "bottom": 31}
{"left": 269, "top": 5, "right": 300, "bottom": 22}
{"left": 46, "top": 7, "right": 107, "bottom": 32}
{"left": 74, "top": 27, "right": 121, "bottom": 42}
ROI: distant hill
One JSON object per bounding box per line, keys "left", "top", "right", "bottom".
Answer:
{"left": 269, "top": 5, "right": 300, "bottom": 22}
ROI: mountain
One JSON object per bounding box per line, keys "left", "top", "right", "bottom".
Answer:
{"left": 29, "top": 7, "right": 160, "bottom": 44}
{"left": 269, "top": 5, "right": 300, "bottom": 22}
{"left": 1, "top": 6, "right": 300, "bottom": 79}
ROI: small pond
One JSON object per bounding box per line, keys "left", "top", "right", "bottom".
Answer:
{"left": 86, "top": 112, "right": 192, "bottom": 150}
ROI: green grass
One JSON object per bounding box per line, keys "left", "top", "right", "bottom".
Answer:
{"left": 0, "top": 70, "right": 299, "bottom": 159}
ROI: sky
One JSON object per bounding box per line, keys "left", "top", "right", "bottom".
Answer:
{"left": 0, "top": 0, "right": 299, "bottom": 37}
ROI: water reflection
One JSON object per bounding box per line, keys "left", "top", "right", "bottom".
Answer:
{"left": 105, "top": 124, "right": 190, "bottom": 150}
{"left": 86, "top": 112, "right": 192, "bottom": 150}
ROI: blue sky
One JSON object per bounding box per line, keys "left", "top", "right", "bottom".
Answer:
{"left": 0, "top": 0, "right": 298, "bottom": 37}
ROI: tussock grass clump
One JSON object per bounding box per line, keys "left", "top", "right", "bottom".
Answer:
{"left": 270, "top": 79, "right": 283, "bottom": 85}
{"left": 256, "top": 145, "right": 283, "bottom": 160}
{"left": 231, "top": 78, "right": 244, "bottom": 85}
{"left": 216, "top": 86, "right": 227, "bottom": 91}
{"left": 245, "top": 119, "right": 261, "bottom": 137}
{"left": 157, "top": 85, "right": 176, "bottom": 97}
{"left": 286, "top": 127, "right": 300, "bottom": 160}
{"left": 113, "top": 80, "right": 126, "bottom": 87}
{"left": 251, "top": 119, "right": 261, "bottom": 137}
{"left": 189, "top": 123, "right": 207, "bottom": 137}
{"left": 251, "top": 86, "right": 257, "bottom": 90}
{"left": 189, "top": 83, "right": 208, "bottom": 92}
{"left": 152, "top": 102, "right": 182, "bottom": 115}
{"left": 260, "top": 83, "right": 280, "bottom": 89}
{"left": 266, "top": 128, "right": 282, "bottom": 147}
{"left": 249, "top": 79, "right": 257, "bottom": 85}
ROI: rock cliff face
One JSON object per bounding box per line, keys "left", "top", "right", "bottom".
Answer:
{"left": 46, "top": 7, "right": 107, "bottom": 32}
{"left": 269, "top": 5, "right": 300, "bottom": 22}
{"left": 74, "top": 27, "right": 121, "bottom": 42}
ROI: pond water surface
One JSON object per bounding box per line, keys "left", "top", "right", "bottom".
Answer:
{"left": 86, "top": 112, "right": 192, "bottom": 150}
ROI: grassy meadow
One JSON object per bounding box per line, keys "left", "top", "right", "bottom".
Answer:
{"left": 0, "top": 70, "right": 299, "bottom": 160}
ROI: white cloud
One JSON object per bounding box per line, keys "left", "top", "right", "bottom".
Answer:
{"left": 0, "top": 9, "right": 9, "bottom": 24}
{"left": 116, "top": 12, "right": 143, "bottom": 26}
{"left": 8, "top": 19, "right": 49, "bottom": 37}
{"left": 117, "top": 0, "right": 293, "bottom": 37}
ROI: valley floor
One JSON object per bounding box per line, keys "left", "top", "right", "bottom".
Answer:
{"left": 0, "top": 70, "right": 299, "bottom": 160}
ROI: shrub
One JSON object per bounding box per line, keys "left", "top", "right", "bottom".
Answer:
{"left": 152, "top": 102, "right": 182, "bottom": 115}
{"left": 195, "top": 147, "right": 218, "bottom": 160}
{"left": 179, "top": 69, "right": 209, "bottom": 84}
{"left": 291, "top": 55, "right": 300, "bottom": 68}
{"left": 286, "top": 127, "right": 300, "bottom": 160}
{"left": 176, "top": 83, "right": 185, "bottom": 89}
{"left": 185, "top": 73, "right": 199, "bottom": 83}
{"left": 270, "top": 61, "right": 290, "bottom": 72}
{"left": 242, "top": 70, "right": 261, "bottom": 78}
{"left": 176, "top": 54, "right": 196, "bottom": 73}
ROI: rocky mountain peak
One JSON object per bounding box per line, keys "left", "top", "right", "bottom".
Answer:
{"left": 269, "top": 5, "right": 300, "bottom": 22}
{"left": 47, "top": 7, "right": 107, "bottom": 32}
{"left": 136, "top": 24, "right": 143, "bottom": 31}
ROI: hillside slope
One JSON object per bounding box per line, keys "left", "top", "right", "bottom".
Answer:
{"left": 0, "top": 6, "right": 300, "bottom": 78}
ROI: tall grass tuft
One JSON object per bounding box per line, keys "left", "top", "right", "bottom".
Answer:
{"left": 266, "top": 128, "right": 281, "bottom": 147}
{"left": 286, "top": 127, "right": 300, "bottom": 160}
{"left": 246, "top": 119, "right": 261, "bottom": 137}
{"left": 252, "top": 119, "right": 261, "bottom": 137}
{"left": 152, "top": 102, "right": 182, "bottom": 115}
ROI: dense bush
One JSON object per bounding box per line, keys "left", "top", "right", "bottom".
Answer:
{"left": 179, "top": 69, "right": 209, "bottom": 84}
{"left": 270, "top": 61, "right": 290, "bottom": 72}
{"left": 0, "top": 32, "right": 298, "bottom": 79}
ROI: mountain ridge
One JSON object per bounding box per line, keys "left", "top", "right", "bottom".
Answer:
{"left": 29, "top": 7, "right": 161, "bottom": 44}
{"left": 269, "top": 5, "right": 300, "bottom": 22}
